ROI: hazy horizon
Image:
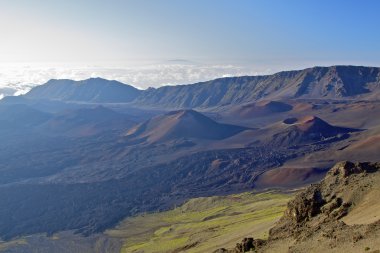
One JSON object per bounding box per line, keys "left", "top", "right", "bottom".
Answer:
{"left": 1, "top": 61, "right": 380, "bottom": 99}
{"left": 1, "top": 0, "right": 380, "bottom": 95}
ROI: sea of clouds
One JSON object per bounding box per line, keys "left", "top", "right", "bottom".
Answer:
{"left": 0, "top": 62, "right": 274, "bottom": 98}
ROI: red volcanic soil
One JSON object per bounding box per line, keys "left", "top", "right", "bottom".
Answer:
{"left": 281, "top": 115, "right": 353, "bottom": 134}
{"left": 271, "top": 115, "right": 356, "bottom": 146}
{"left": 125, "top": 109, "right": 247, "bottom": 144}
{"left": 291, "top": 101, "right": 314, "bottom": 112}
{"left": 340, "top": 134, "right": 380, "bottom": 160}
{"left": 283, "top": 115, "right": 327, "bottom": 127}
{"left": 294, "top": 115, "right": 328, "bottom": 131}
{"left": 254, "top": 167, "right": 327, "bottom": 189}
{"left": 350, "top": 134, "right": 380, "bottom": 149}
{"left": 226, "top": 100, "right": 293, "bottom": 119}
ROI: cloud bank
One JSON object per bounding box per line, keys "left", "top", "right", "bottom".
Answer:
{"left": 0, "top": 62, "right": 274, "bottom": 96}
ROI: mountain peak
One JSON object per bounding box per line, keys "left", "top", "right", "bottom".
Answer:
{"left": 296, "top": 115, "right": 333, "bottom": 132}
{"left": 165, "top": 109, "right": 208, "bottom": 120}
{"left": 273, "top": 116, "right": 356, "bottom": 146}
{"left": 166, "top": 109, "right": 197, "bottom": 116}
{"left": 283, "top": 115, "right": 328, "bottom": 132}
{"left": 46, "top": 77, "right": 116, "bottom": 84}
{"left": 25, "top": 78, "right": 141, "bottom": 103}
{"left": 125, "top": 109, "right": 246, "bottom": 144}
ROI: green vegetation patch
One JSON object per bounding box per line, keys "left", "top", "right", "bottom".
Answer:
{"left": 106, "top": 191, "right": 293, "bottom": 253}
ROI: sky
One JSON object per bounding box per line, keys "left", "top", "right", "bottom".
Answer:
{"left": 1, "top": 0, "right": 380, "bottom": 95}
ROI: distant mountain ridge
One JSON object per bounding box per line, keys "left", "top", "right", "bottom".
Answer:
{"left": 25, "top": 77, "right": 141, "bottom": 103}
{"left": 23, "top": 65, "right": 380, "bottom": 108}
{"left": 134, "top": 65, "right": 380, "bottom": 108}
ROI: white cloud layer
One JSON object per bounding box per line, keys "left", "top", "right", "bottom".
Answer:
{"left": 0, "top": 62, "right": 274, "bottom": 96}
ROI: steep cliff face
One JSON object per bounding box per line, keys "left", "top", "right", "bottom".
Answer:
{"left": 134, "top": 66, "right": 380, "bottom": 109}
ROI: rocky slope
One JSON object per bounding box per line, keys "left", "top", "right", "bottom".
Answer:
{"left": 218, "top": 161, "right": 380, "bottom": 252}
{"left": 133, "top": 66, "right": 380, "bottom": 108}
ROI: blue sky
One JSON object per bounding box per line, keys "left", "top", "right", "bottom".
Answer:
{"left": 0, "top": 0, "right": 380, "bottom": 90}
{"left": 1, "top": 0, "right": 380, "bottom": 64}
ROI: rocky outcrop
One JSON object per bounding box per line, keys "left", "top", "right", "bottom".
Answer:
{"left": 217, "top": 161, "right": 380, "bottom": 252}
{"left": 213, "top": 237, "right": 265, "bottom": 253}
{"left": 268, "top": 161, "right": 374, "bottom": 241}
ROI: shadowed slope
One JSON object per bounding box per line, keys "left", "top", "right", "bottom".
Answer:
{"left": 41, "top": 106, "right": 135, "bottom": 137}
{"left": 0, "top": 104, "right": 51, "bottom": 130}
{"left": 25, "top": 78, "right": 141, "bottom": 103}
